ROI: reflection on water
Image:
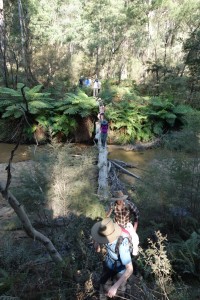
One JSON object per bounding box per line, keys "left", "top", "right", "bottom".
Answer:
{"left": 108, "top": 145, "right": 159, "bottom": 166}
{"left": 0, "top": 143, "right": 33, "bottom": 163}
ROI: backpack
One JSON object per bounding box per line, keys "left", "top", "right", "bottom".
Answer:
{"left": 101, "top": 121, "right": 108, "bottom": 133}
{"left": 115, "top": 227, "right": 133, "bottom": 257}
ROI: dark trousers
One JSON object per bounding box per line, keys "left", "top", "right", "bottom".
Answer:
{"left": 100, "top": 263, "right": 118, "bottom": 285}
{"left": 101, "top": 133, "right": 107, "bottom": 147}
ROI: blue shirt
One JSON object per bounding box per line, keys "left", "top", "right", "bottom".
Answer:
{"left": 105, "top": 234, "right": 132, "bottom": 274}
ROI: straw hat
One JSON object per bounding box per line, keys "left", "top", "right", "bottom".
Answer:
{"left": 111, "top": 190, "right": 128, "bottom": 201}
{"left": 91, "top": 218, "right": 122, "bottom": 244}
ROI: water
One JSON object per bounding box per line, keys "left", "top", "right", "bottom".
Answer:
{"left": 0, "top": 143, "right": 161, "bottom": 166}
{"left": 0, "top": 143, "right": 33, "bottom": 163}
{"left": 108, "top": 145, "right": 161, "bottom": 181}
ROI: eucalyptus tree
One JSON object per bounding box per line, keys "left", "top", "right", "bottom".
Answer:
{"left": 0, "top": 0, "right": 9, "bottom": 86}
{"left": 80, "top": 0, "right": 147, "bottom": 80}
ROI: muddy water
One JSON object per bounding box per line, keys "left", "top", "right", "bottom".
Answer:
{"left": 0, "top": 143, "right": 33, "bottom": 163}
{"left": 0, "top": 142, "right": 161, "bottom": 163}
{"left": 108, "top": 145, "right": 164, "bottom": 184}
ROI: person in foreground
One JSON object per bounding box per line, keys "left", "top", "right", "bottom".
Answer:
{"left": 106, "top": 190, "right": 139, "bottom": 256}
{"left": 91, "top": 217, "right": 133, "bottom": 298}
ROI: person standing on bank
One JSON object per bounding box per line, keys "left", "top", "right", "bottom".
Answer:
{"left": 100, "top": 113, "right": 108, "bottom": 148}
{"left": 98, "top": 79, "right": 101, "bottom": 94}
{"left": 93, "top": 78, "right": 99, "bottom": 97}
{"left": 79, "top": 76, "right": 84, "bottom": 87}
{"left": 106, "top": 190, "right": 139, "bottom": 256}
{"left": 91, "top": 218, "right": 133, "bottom": 298}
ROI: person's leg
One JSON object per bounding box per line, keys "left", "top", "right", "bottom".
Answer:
{"left": 101, "top": 133, "right": 105, "bottom": 147}
{"left": 94, "top": 88, "right": 98, "bottom": 97}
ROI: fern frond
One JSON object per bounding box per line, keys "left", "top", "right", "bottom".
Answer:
{"left": 64, "top": 107, "right": 79, "bottom": 115}
{"left": 29, "top": 101, "right": 54, "bottom": 109}
{"left": 0, "top": 87, "right": 21, "bottom": 96}
{"left": 28, "top": 84, "right": 44, "bottom": 93}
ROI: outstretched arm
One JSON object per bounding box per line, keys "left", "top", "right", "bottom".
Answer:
{"left": 107, "top": 262, "right": 133, "bottom": 298}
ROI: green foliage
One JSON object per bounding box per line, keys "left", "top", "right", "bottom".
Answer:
{"left": 144, "top": 97, "right": 193, "bottom": 134}
{"left": 55, "top": 89, "right": 98, "bottom": 118}
{"left": 164, "top": 111, "right": 200, "bottom": 154}
{"left": 139, "top": 231, "right": 175, "bottom": 297}
{"left": 184, "top": 29, "right": 200, "bottom": 78}
{"left": 169, "top": 230, "right": 200, "bottom": 279}
{"left": 0, "top": 85, "right": 98, "bottom": 142}
{"left": 35, "top": 114, "right": 77, "bottom": 138}
{"left": 0, "top": 235, "right": 33, "bottom": 271}
{"left": 0, "top": 268, "right": 13, "bottom": 293}
{"left": 106, "top": 100, "right": 153, "bottom": 143}
{"left": 100, "top": 82, "right": 141, "bottom": 104}
{"left": 0, "top": 83, "right": 54, "bottom": 119}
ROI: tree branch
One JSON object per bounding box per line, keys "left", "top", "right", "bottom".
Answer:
{"left": 0, "top": 183, "right": 63, "bottom": 263}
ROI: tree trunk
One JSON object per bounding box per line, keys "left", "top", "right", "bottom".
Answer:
{"left": 17, "top": 0, "right": 38, "bottom": 85}
{"left": 0, "top": 0, "right": 9, "bottom": 87}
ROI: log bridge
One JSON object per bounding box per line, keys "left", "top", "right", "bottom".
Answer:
{"left": 95, "top": 99, "right": 141, "bottom": 201}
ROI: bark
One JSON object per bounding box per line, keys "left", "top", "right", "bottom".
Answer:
{"left": 0, "top": 0, "right": 8, "bottom": 86}
{"left": 96, "top": 121, "right": 109, "bottom": 199}
{"left": 0, "top": 182, "right": 63, "bottom": 264}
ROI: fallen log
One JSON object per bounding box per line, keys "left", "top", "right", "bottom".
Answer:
{"left": 96, "top": 121, "right": 109, "bottom": 199}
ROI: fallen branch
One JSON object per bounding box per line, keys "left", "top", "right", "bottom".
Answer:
{"left": 0, "top": 183, "right": 63, "bottom": 263}
{"left": 110, "top": 160, "right": 141, "bottom": 180}
{"left": 109, "top": 159, "right": 138, "bottom": 169}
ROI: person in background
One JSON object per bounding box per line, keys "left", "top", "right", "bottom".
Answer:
{"left": 98, "top": 103, "right": 106, "bottom": 120}
{"left": 84, "top": 77, "right": 91, "bottom": 87}
{"left": 106, "top": 190, "right": 139, "bottom": 256}
{"left": 93, "top": 78, "right": 99, "bottom": 97}
{"left": 100, "top": 113, "right": 108, "bottom": 148}
{"left": 91, "top": 218, "right": 133, "bottom": 298}
{"left": 79, "top": 76, "right": 84, "bottom": 87}
{"left": 98, "top": 79, "right": 101, "bottom": 94}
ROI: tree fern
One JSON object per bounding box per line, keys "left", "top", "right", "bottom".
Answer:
{"left": 58, "top": 90, "right": 98, "bottom": 117}
{"left": 170, "top": 230, "right": 200, "bottom": 278}
{"left": 0, "top": 83, "right": 55, "bottom": 119}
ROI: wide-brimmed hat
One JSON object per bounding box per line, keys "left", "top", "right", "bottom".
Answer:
{"left": 111, "top": 190, "right": 128, "bottom": 201}
{"left": 91, "top": 218, "right": 122, "bottom": 244}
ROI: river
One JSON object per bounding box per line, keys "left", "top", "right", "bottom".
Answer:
{"left": 0, "top": 143, "right": 33, "bottom": 163}
{"left": 0, "top": 143, "right": 161, "bottom": 165}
